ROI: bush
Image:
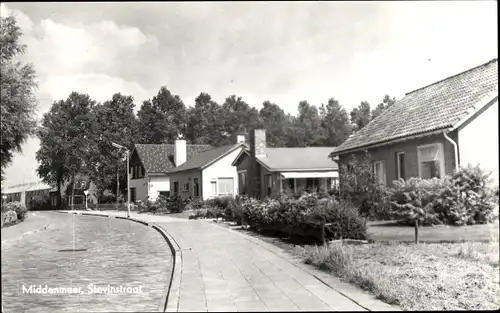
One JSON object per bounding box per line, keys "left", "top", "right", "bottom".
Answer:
{"left": 29, "top": 194, "right": 51, "bottom": 210}
{"left": 165, "top": 196, "right": 187, "bottom": 213}
{"left": 2, "top": 201, "right": 28, "bottom": 221}
{"left": 387, "top": 165, "right": 498, "bottom": 226}
{"left": 339, "top": 151, "right": 390, "bottom": 220}
{"left": 239, "top": 193, "right": 367, "bottom": 241}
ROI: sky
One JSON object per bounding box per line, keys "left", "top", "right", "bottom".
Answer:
{"left": 1, "top": 1, "right": 497, "bottom": 187}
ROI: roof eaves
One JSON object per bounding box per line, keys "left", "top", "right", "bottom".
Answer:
{"left": 332, "top": 127, "right": 451, "bottom": 156}
{"left": 273, "top": 167, "right": 338, "bottom": 172}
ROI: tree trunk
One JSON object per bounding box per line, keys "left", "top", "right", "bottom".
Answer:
{"left": 71, "top": 174, "right": 75, "bottom": 210}
{"left": 56, "top": 177, "right": 62, "bottom": 209}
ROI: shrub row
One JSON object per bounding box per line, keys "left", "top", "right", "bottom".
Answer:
{"left": 387, "top": 165, "right": 498, "bottom": 226}
{"left": 189, "top": 193, "right": 367, "bottom": 242}
{"left": 2, "top": 201, "right": 28, "bottom": 221}
{"left": 341, "top": 153, "right": 498, "bottom": 226}
{"left": 136, "top": 195, "right": 189, "bottom": 214}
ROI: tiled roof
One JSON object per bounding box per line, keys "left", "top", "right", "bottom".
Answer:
{"left": 134, "top": 144, "right": 212, "bottom": 173}
{"left": 257, "top": 147, "right": 338, "bottom": 171}
{"left": 167, "top": 143, "right": 245, "bottom": 173}
{"left": 335, "top": 58, "right": 498, "bottom": 154}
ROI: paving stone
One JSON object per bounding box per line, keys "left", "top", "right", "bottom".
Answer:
{"left": 2, "top": 212, "right": 172, "bottom": 312}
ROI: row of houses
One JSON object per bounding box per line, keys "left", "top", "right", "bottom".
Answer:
{"left": 2, "top": 58, "right": 498, "bottom": 207}
{"left": 129, "top": 130, "right": 339, "bottom": 202}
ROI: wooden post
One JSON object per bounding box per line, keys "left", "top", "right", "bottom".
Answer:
{"left": 414, "top": 220, "right": 419, "bottom": 244}
{"left": 116, "top": 170, "right": 120, "bottom": 206}
{"left": 321, "top": 219, "right": 326, "bottom": 245}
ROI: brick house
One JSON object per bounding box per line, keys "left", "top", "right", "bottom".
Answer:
{"left": 332, "top": 58, "right": 498, "bottom": 187}
{"left": 128, "top": 142, "right": 212, "bottom": 202}
{"left": 231, "top": 129, "right": 338, "bottom": 199}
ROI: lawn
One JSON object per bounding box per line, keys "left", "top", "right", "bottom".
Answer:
{"left": 295, "top": 240, "right": 499, "bottom": 311}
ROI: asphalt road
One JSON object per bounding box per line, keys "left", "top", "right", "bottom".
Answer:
{"left": 1, "top": 212, "right": 173, "bottom": 312}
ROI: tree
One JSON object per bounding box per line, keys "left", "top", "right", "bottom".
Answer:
{"left": 371, "top": 94, "right": 396, "bottom": 120}
{"left": 0, "top": 15, "right": 38, "bottom": 181}
{"left": 136, "top": 86, "right": 187, "bottom": 144}
{"left": 319, "top": 98, "right": 352, "bottom": 146}
{"left": 259, "top": 101, "right": 290, "bottom": 147}
{"left": 350, "top": 101, "right": 371, "bottom": 131}
{"left": 185, "top": 92, "right": 224, "bottom": 146}
{"left": 219, "top": 95, "right": 262, "bottom": 146}
{"left": 36, "top": 92, "right": 97, "bottom": 208}
{"left": 287, "top": 101, "right": 323, "bottom": 147}
{"left": 88, "top": 93, "right": 137, "bottom": 205}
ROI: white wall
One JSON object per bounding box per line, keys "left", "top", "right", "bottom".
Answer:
{"left": 201, "top": 147, "right": 243, "bottom": 201}
{"left": 149, "top": 176, "right": 170, "bottom": 201}
{"left": 459, "top": 100, "right": 499, "bottom": 187}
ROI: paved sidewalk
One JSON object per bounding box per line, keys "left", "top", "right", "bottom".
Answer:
{"left": 1, "top": 212, "right": 52, "bottom": 243}
{"left": 67, "top": 211, "right": 398, "bottom": 312}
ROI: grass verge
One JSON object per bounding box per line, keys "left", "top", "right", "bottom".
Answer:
{"left": 294, "top": 240, "right": 499, "bottom": 310}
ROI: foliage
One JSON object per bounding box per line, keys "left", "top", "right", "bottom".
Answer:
{"left": 218, "top": 95, "right": 262, "bottom": 146}
{"left": 387, "top": 165, "right": 498, "bottom": 226}
{"left": 136, "top": 86, "right": 187, "bottom": 144}
{"left": 258, "top": 101, "right": 291, "bottom": 147}
{"left": 0, "top": 15, "right": 38, "bottom": 181}
{"left": 2, "top": 201, "right": 28, "bottom": 221}
{"left": 188, "top": 196, "right": 233, "bottom": 220}
{"left": 185, "top": 93, "right": 225, "bottom": 146}
{"left": 137, "top": 195, "right": 188, "bottom": 214}
{"left": 339, "top": 151, "right": 390, "bottom": 220}
{"left": 36, "top": 92, "right": 97, "bottom": 208}
{"left": 318, "top": 98, "right": 352, "bottom": 147}
{"left": 236, "top": 193, "right": 367, "bottom": 241}
{"left": 286, "top": 101, "right": 323, "bottom": 147}
{"left": 88, "top": 93, "right": 137, "bottom": 201}
{"left": 388, "top": 177, "right": 447, "bottom": 225}
{"left": 350, "top": 101, "right": 372, "bottom": 132}
{"left": 29, "top": 194, "right": 51, "bottom": 210}
{"left": 371, "top": 95, "right": 396, "bottom": 120}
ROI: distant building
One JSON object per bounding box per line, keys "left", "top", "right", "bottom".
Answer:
{"left": 2, "top": 181, "right": 56, "bottom": 209}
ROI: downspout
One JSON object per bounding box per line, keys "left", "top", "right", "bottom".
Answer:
{"left": 444, "top": 130, "right": 459, "bottom": 172}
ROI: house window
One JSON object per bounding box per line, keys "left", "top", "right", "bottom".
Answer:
{"left": 159, "top": 191, "right": 170, "bottom": 198}
{"left": 130, "top": 187, "right": 136, "bottom": 202}
{"left": 417, "top": 143, "right": 445, "bottom": 179}
{"left": 373, "top": 160, "right": 386, "bottom": 186}
{"left": 396, "top": 152, "right": 405, "bottom": 180}
{"left": 193, "top": 178, "right": 199, "bottom": 197}
{"left": 218, "top": 178, "right": 234, "bottom": 196}
{"left": 238, "top": 171, "right": 247, "bottom": 195}
{"left": 183, "top": 182, "right": 190, "bottom": 192}
{"left": 173, "top": 181, "right": 179, "bottom": 195}
{"left": 266, "top": 174, "right": 272, "bottom": 196}
{"left": 211, "top": 180, "right": 217, "bottom": 196}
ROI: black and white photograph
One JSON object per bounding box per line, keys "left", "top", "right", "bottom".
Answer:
{"left": 1, "top": 1, "right": 498, "bottom": 312}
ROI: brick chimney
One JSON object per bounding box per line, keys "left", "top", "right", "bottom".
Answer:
{"left": 174, "top": 139, "right": 187, "bottom": 166}
{"left": 236, "top": 135, "right": 246, "bottom": 143}
{"left": 249, "top": 129, "right": 266, "bottom": 157}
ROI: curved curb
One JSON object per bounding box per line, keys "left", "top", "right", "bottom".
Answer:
{"left": 151, "top": 224, "right": 182, "bottom": 313}
{"left": 59, "top": 211, "right": 180, "bottom": 312}
{"left": 1, "top": 222, "right": 53, "bottom": 244}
